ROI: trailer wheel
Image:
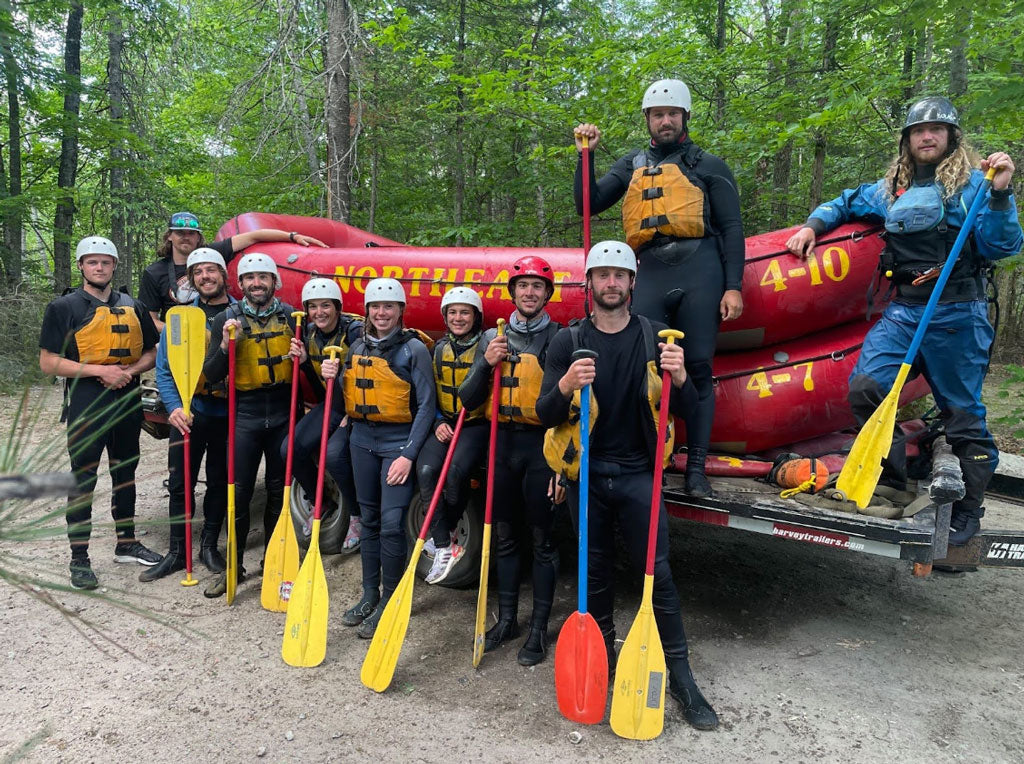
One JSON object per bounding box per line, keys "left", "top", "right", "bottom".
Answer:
{"left": 405, "top": 488, "right": 484, "bottom": 589}
{"left": 289, "top": 477, "right": 350, "bottom": 556}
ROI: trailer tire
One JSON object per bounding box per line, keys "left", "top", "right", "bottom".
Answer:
{"left": 405, "top": 488, "right": 484, "bottom": 589}
{"left": 289, "top": 477, "right": 350, "bottom": 556}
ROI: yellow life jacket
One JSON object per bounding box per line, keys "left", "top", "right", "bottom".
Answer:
{"left": 621, "top": 144, "right": 711, "bottom": 251}
{"left": 74, "top": 291, "right": 144, "bottom": 366}
{"left": 434, "top": 335, "right": 487, "bottom": 420}
{"left": 544, "top": 317, "right": 674, "bottom": 479}
{"left": 230, "top": 304, "right": 294, "bottom": 392}
{"left": 486, "top": 323, "right": 560, "bottom": 427}
{"left": 307, "top": 313, "right": 363, "bottom": 379}
{"left": 343, "top": 330, "right": 422, "bottom": 424}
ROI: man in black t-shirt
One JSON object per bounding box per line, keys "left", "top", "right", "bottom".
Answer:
{"left": 537, "top": 240, "right": 719, "bottom": 731}
{"left": 138, "top": 211, "right": 328, "bottom": 332}
{"left": 39, "top": 236, "right": 162, "bottom": 590}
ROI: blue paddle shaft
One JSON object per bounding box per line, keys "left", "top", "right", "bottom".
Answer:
{"left": 903, "top": 170, "right": 995, "bottom": 364}
{"left": 572, "top": 348, "right": 598, "bottom": 615}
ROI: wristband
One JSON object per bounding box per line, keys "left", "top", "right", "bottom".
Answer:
{"left": 289, "top": 231, "right": 298, "bottom": 242}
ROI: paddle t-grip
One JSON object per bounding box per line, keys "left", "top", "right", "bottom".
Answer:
{"left": 571, "top": 349, "right": 598, "bottom": 362}
{"left": 658, "top": 328, "right": 685, "bottom": 345}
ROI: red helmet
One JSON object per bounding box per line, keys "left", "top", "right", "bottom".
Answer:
{"left": 509, "top": 255, "right": 554, "bottom": 292}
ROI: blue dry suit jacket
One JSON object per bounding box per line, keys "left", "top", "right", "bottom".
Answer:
{"left": 155, "top": 295, "right": 238, "bottom": 418}
{"left": 807, "top": 169, "right": 1023, "bottom": 269}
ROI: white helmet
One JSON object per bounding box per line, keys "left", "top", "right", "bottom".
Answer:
{"left": 440, "top": 286, "right": 483, "bottom": 317}
{"left": 236, "top": 252, "right": 282, "bottom": 289}
{"left": 586, "top": 240, "right": 636, "bottom": 274}
{"left": 75, "top": 236, "right": 119, "bottom": 264}
{"left": 186, "top": 247, "right": 226, "bottom": 272}
{"left": 641, "top": 79, "right": 692, "bottom": 113}
{"left": 302, "top": 277, "right": 343, "bottom": 305}
{"left": 364, "top": 277, "right": 406, "bottom": 305}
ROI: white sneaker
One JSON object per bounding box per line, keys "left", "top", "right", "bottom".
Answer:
{"left": 425, "top": 542, "right": 464, "bottom": 585}
{"left": 342, "top": 517, "right": 361, "bottom": 554}
{"left": 423, "top": 537, "right": 437, "bottom": 557}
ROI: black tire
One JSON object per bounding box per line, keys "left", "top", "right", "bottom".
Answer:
{"left": 289, "top": 476, "right": 350, "bottom": 556}
{"left": 405, "top": 487, "right": 484, "bottom": 589}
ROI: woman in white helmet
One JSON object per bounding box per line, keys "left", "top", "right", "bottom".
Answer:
{"left": 415, "top": 286, "right": 489, "bottom": 584}
{"left": 339, "top": 277, "right": 436, "bottom": 638}
{"left": 284, "top": 277, "right": 364, "bottom": 553}
{"left": 572, "top": 78, "right": 746, "bottom": 499}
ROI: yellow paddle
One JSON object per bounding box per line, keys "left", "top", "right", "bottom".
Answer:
{"left": 610, "top": 328, "right": 683, "bottom": 740}
{"left": 362, "top": 408, "right": 468, "bottom": 691}
{"left": 473, "top": 318, "right": 505, "bottom": 667}
{"left": 836, "top": 167, "right": 997, "bottom": 508}
{"left": 226, "top": 324, "right": 238, "bottom": 605}
{"left": 165, "top": 306, "right": 207, "bottom": 587}
{"left": 261, "top": 311, "right": 305, "bottom": 611}
{"left": 282, "top": 345, "right": 342, "bottom": 667}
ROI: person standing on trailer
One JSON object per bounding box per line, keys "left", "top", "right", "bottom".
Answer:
{"left": 285, "top": 277, "right": 364, "bottom": 552}
{"left": 142, "top": 248, "right": 238, "bottom": 582}
{"left": 415, "top": 287, "right": 490, "bottom": 584}
{"left": 200, "top": 253, "right": 306, "bottom": 597}
{"left": 39, "top": 236, "right": 161, "bottom": 589}
{"left": 137, "top": 211, "right": 327, "bottom": 332}
{"left": 572, "top": 78, "right": 746, "bottom": 498}
{"left": 339, "top": 278, "right": 436, "bottom": 639}
{"left": 786, "top": 96, "right": 1021, "bottom": 545}
{"left": 537, "top": 240, "right": 718, "bottom": 730}
{"left": 459, "top": 257, "right": 563, "bottom": 666}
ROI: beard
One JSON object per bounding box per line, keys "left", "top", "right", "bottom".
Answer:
{"left": 244, "top": 285, "right": 273, "bottom": 307}
{"left": 593, "top": 288, "right": 629, "bottom": 311}
{"left": 649, "top": 123, "right": 686, "bottom": 146}
{"left": 197, "top": 281, "right": 226, "bottom": 301}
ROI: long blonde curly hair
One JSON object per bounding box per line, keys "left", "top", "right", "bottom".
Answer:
{"left": 883, "top": 129, "right": 980, "bottom": 202}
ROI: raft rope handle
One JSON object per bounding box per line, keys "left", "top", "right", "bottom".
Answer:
{"left": 711, "top": 342, "right": 864, "bottom": 385}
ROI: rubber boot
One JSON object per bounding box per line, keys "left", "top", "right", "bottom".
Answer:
{"left": 484, "top": 589, "right": 520, "bottom": 652}
{"left": 685, "top": 447, "right": 713, "bottom": 498}
{"left": 517, "top": 542, "right": 556, "bottom": 665}
{"left": 200, "top": 528, "right": 226, "bottom": 573}
{"left": 517, "top": 622, "right": 549, "bottom": 666}
{"left": 949, "top": 512, "right": 981, "bottom": 546}
{"left": 139, "top": 539, "right": 186, "bottom": 582}
{"left": 667, "top": 659, "right": 719, "bottom": 730}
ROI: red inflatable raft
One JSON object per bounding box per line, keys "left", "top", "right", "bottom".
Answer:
{"left": 215, "top": 213, "right": 925, "bottom": 453}
{"left": 217, "top": 215, "right": 884, "bottom": 350}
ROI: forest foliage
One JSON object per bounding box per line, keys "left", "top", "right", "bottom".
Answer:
{"left": 1, "top": 0, "right": 1022, "bottom": 355}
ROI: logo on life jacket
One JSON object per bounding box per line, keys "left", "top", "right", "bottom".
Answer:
{"left": 73, "top": 291, "right": 144, "bottom": 366}
{"left": 230, "top": 304, "right": 294, "bottom": 391}
{"left": 622, "top": 145, "right": 710, "bottom": 251}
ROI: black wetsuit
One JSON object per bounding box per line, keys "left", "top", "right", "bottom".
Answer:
{"left": 574, "top": 138, "right": 744, "bottom": 453}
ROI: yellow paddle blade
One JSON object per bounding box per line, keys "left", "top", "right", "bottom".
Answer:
{"left": 472, "top": 523, "right": 493, "bottom": 668}
{"left": 610, "top": 576, "right": 666, "bottom": 741}
{"left": 282, "top": 525, "right": 329, "bottom": 667}
{"left": 361, "top": 538, "right": 425, "bottom": 692}
{"left": 226, "top": 484, "right": 237, "bottom": 605}
{"left": 836, "top": 363, "right": 912, "bottom": 509}
{"left": 261, "top": 490, "right": 301, "bottom": 612}
{"left": 165, "top": 306, "right": 207, "bottom": 418}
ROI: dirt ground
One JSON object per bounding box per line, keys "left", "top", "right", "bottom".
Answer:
{"left": 1, "top": 386, "right": 1023, "bottom": 764}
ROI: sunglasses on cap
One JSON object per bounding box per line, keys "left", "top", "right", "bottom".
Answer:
{"left": 169, "top": 213, "right": 201, "bottom": 230}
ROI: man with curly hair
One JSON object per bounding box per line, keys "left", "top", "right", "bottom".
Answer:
{"left": 786, "top": 96, "right": 1022, "bottom": 545}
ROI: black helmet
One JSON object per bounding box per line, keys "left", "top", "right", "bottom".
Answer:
{"left": 903, "top": 97, "right": 959, "bottom": 134}
{"left": 168, "top": 211, "right": 201, "bottom": 232}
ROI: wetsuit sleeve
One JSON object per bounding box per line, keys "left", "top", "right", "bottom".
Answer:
{"left": 209, "top": 238, "right": 236, "bottom": 263}
{"left": 137, "top": 301, "right": 160, "bottom": 350}
{"left": 573, "top": 150, "right": 637, "bottom": 216}
{"left": 202, "top": 312, "right": 230, "bottom": 383}
{"left": 701, "top": 154, "right": 746, "bottom": 291}
{"left": 805, "top": 180, "right": 888, "bottom": 235}
{"left": 458, "top": 328, "right": 497, "bottom": 410}
{"left": 137, "top": 266, "right": 165, "bottom": 314}
{"left": 155, "top": 331, "right": 184, "bottom": 412}
{"left": 400, "top": 341, "right": 438, "bottom": 462}
{"left": 536, "top": 328, "right": 575, "bottom": 427}
{"left": 972, "top": 177, "right": 1023, "bottom": 260}
{"left": 39, "top": 300, "right": 73, "bottom": 355}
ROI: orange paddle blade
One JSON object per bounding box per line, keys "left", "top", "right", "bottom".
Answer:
{"left": 554, "top": 611, "right": 608, "bottom": 724}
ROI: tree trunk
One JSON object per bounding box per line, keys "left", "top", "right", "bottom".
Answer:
{"left": 107, "top": 14, "right": 129, "bottom": 292}
{"left": 1, "top": 26, "right": 23, "bottom": 291}
{"left": 325, "top": 0, "right": 352, "bottom": 222}
{"left": 53, "top": 2, "right": 84, "bottom": 295}
{"left": 714, "top": 0, "right": 727, "bottom": 125}
{"left": 451, "top": 0, "right": 467, "bottom": 245}
{"left": 809, "top": 19, "right": 837, "bottom": 210}
{"left": 769, "top": 1, "right": 801, "bottom": 229}
{"left": 949, "top": 12, "right": 971, "bottom": 97}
